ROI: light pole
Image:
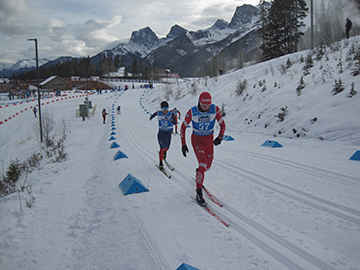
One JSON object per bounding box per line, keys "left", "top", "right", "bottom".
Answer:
{"left": 27, "top": 38, "right": 43, "bottom": 143}
{"left": 310, "top": 0, "right": 314, "bottom": 49}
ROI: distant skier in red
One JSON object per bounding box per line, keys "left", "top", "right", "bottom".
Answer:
{"left": 180, "top": 92, "right": 226, "bottom": 204}
{"left": 171, "top": 107, "right": 181, "bottom": 134}
{"left": 102, "top": 108, "right": 108, "bottom": 124}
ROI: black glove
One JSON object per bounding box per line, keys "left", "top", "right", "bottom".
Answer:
{"left": 213, "top": 137, "right": 222, "bottom": 146}
{"left": 182, "top": 145, "right": 189, "bottom": 157}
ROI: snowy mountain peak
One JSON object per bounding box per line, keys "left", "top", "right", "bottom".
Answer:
{"left": 208, "top": 19, "right": 228, "bottom": 31}
{"left": 8, "top": 58, "right": 50, "bottom": 71}
{"left": 228, "top": 4, "right": 258, "bottom": 29}
{"left": 109, "top": 27, "right": 162, "bottom": 58}
{"left": 166, "top": 24, "right": 188, "bottom": 39}
{"left": 130, "top": 27, "right": 159, "bottom": 48}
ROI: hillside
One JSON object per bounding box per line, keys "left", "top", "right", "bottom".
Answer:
{"left": 146, "top": 36, "right": 360, "bottom": 146}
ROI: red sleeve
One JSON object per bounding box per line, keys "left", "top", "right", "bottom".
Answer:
{"left": 180, "top": 109, "right": 192, "bottom": 146}
{"left": 215, "top": 106, "right": 226, "bottom": 139}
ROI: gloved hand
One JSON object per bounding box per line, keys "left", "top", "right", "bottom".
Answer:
{"left": 149, "top": 115, "right": 153, "bottom": 121}
{"left": 182, "top": 145, "right": 189, "bottom": 157}
{"left": 213, "top": 137, "right": 222, "bottom": 146}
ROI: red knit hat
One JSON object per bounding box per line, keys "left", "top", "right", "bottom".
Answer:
{"left": 199, "top": 92, "right": 212, "bottom": 105}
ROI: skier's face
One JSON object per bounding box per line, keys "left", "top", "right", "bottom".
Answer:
{"left": 200, "top": 102, "right": 211, "bottom": 111}
{"left": 161, "top": 107, "right": 169, "bottom": 114}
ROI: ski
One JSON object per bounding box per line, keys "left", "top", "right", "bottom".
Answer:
{"left": 157, "top": 151, "right": 174, "bottom": 171}
{"left": 192, "top": 177, "right": 223, "bottom": 207}
{"left": 196, "top": 199, "right": 229, "bottom": 227}
{"left": 163, "top": 159, "right": 174, "bottom": 171}
{"left": 202, "top": 185, "right": 223, "bottom": 207}
{"left": 155, "top": 165, "right": 171, "bottom": 179}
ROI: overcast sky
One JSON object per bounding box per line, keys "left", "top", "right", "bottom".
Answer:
{"left": 0, "top": 0, "right": 260, "bottom": 67}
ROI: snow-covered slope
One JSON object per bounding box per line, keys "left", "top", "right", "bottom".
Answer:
{"left": 154, "top": 36, "right": 360, "bottom": 145}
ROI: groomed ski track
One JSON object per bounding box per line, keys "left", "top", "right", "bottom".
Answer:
{"left": 1, "top": 88, "right": 359, "bottom": 270}
{"left": 102, "top": 89, "right": 359, "bottom": 270}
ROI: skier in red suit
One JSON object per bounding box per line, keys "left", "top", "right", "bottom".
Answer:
{"left": 180, "top": 92, "right": 226, "bottom": 204}
{"left": 171, "top": 107, "right": 181, "bottom": 134}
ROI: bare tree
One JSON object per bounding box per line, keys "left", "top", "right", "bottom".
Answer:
{"left": 34, "top": 110, "right": 55, "bottom": 144}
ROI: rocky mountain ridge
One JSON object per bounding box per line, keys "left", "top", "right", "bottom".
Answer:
{"left": 5, "top": 4, "right": 260, "bottom": 78}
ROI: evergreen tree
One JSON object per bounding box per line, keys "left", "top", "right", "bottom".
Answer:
{"left": 258, "top": 0, "right": 272, "bottom": 61}
{"left": 261, "top": 0, "right": 308, "bottom": 61}
{"left": 131, "top": 59, "right": 139, "bottom": 78}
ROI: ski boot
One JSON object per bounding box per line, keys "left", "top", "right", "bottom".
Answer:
{"left": 196, "top": 188, "right": 205, "bottom": 204}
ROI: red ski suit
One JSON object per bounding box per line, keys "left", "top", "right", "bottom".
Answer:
{"left": 171, "top": 109, "right": 181, "bottom": 132}
{"left": 180, "top": 104, "right": 225, "bottom": 189}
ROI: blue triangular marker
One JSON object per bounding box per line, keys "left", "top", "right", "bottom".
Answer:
{"left": 110, "top": 142, "right": 120, "bottom": 149}
{"left": 114, "top": 150, "right": 128, "bottom": 160}
{"left": 119, "top": 173, "right": 149, "bottom": 195}
{"left": 223, "top": 135, "right": 234, "bottom": 141}
{"left": 261, "top": 140, "right": 283, "bottom": 148}
{"left": 109, "top": 136, "right": 116, "bottom": 141}
{"left": 176, "top": 263, "right": 200, "bottom": 270}
{"left": 349, "top": 150, "right": 360, "bottom": 161}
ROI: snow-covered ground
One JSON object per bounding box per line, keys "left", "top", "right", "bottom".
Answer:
{"left": 1, "top": 36, "right": 360, "bottom": 270}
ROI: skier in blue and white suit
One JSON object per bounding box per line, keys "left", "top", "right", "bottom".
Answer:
{"left": 149, "top": 101, "right": 176, "bottom": 170}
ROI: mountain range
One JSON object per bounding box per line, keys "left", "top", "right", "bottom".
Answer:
{"left": 4, "top": 4, "right": 260, "bottom": 78}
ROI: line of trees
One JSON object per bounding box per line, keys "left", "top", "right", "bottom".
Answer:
{"left": 13, "top": 54, "right": 165, "bottom": 81}
{"left": 258, "top": 0, "right": 309, "bottom": 61}
{"left": 14, "top": 56, "right": 97, "bottom": 81}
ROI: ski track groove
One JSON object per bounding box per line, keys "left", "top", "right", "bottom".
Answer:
{"left": 130, "top": 209, "right": 166, "bottom": 270}
{"left": 171, "top": 169, "right": 338, "bottom": 270}
{"left": 215, "top": 159, "right": 360, "bottom": 225}
{"left": 221, "top": 146, "right": 359, "bottom": 187}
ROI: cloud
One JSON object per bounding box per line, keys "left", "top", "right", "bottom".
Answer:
{"left": 0, "top": 0, "right": 30, "bottom": 36}
{"left": 0, "top": 0, "right": 28, "bottom": 18}
{"left": 0, "top": 0, "right": 260, "bottom": 66}
{"left": 39, "top": 15, "right": 123, "bottom": 58}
